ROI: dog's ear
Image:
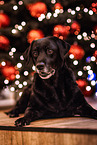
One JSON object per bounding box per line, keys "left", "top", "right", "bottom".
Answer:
{"left": 23, "top": 40, "right": 35, "bottom": 64}
{"left": 49, "top": 36, "right": 70, "bottom": 60}
{"left": 57, "top": 38, "right": 70, "bottom": 60}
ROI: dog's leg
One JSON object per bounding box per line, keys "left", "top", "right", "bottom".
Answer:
{"left": 67, "top": 89, "right": 97, "bottom": 119}
{"left": 5, "top": 85, "right": 32, "bottom": 117}
{"left": 72, "top": 93, "right": 97, "bottom": 119}
{"left": 77, "top": 101, "right": 97, "bottom": 119}
{"left": 15, "top": 107, "right": 44, "bottom": 126}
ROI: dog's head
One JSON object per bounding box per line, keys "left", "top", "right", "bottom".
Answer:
{"left": 24, "top": 36, "right": 70, "bottom": 79}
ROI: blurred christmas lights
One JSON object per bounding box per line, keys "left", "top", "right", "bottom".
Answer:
{"left": 13, "top": 5, "right": 18, "bottom": 11}
{"left": 1, "top": 61, "right": 6, "bottom": 66}
{"left": 0, "top": 1, "right": 96, "bottom": 97}
{"left": 24, "top": 71, "right": 29, "bottom": 76}
{"left": 78, "top": 71, "right": 83, "bottom": 76}
{"left": 4, "top": 79, "right": 9, "bottom": 84}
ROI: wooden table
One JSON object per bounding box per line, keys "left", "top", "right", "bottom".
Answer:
{"left": 0, "top": 111, "right": 97, "bottom": 145}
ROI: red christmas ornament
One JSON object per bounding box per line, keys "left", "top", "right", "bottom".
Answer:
{"left": 1, "top": 66, "right": 19, "bottom": 81}
{"left": 91, "top": 2, "right": 97, "bottom": 13}
{"left": 70, "top": 21, "right": 80, "bottom": 35}
{"left": 69, "top": 44, "right": 85, "bottom": 60}
{"left": 0, "top": 35, "right": 10, "bottom": 51}
{"left": 76, "top": 79, "right": 92, "bottom": 96}
{"left": 93, "top": 50, "right": 97, "bottom": 62}
{"left": 76, "top": 79, "right": 88, "bottom": 91}
{"left": 93, "top": 25, "right": 97, "bottom": 35}
{"left": 0, "top": 13, "right": 10, "bottom": 28}
{"left": 83, "top": 89, "right": 93, "bottom": 97}
{"left": 94, "top": 50, "right": 97, "bottom": 58}
{"left": 27, "top": 29, "right": 44, "bottom": 43}
{"left": 26, "top": 2, "right": 47, "bottom": 18}
{"left": 54, "top": 3, "right": 63, "bottom": 10}
{"left": 53, "top": 25, "right": 70, "bottom": 40}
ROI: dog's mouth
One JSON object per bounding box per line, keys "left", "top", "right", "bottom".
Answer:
{"left": 36, "top": 68, "right": 55, "bottom": 79}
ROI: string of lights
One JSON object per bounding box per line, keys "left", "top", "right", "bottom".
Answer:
{"left": 0, "top": 0, "right": 97, "bottom": 98}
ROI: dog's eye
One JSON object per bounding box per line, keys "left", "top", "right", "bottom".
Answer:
{"left": 32, "top": 51, "right": 38, "bottom": 57}
{"left": 47, "top": 49, "right": 54, "bottom": 55}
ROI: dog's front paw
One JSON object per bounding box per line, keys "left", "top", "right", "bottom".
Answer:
{"left": 15, "top": 117, "right": 31, "bottom": 127}
{"left": 5, "top": 109, "right": 19, "bottom": 118}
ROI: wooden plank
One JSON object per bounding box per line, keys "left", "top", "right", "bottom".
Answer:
{"left": 0, "top": 130, "right": 97, "bottom": 145}
{"left": 1, "top": 112, "right": 97, "bottom": 145}
{"left": 0, "top": 112, "right": 97, "bottom": 132}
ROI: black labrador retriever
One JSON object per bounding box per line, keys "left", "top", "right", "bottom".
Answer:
{"left": 6, "top": 36, "right": 97, "bottom": 126}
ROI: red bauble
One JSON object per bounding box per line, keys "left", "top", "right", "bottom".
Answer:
{"left": 93, "top": 25, "right": 97, "bottom": 35}
{"left": 54, "top": 3, "right": 63, "bottom": 10}
{"left": 91, "top": 2, "right": 97, "bottom": 13}
{"left": 69, "top": 44, "right": 85, "bottom": 60}
{"left": 0, "top": 35, "right": 10, "bottom": 51}
{"left": 76, "top": 79, "right": 92, "bottom": 96}
{"left": 1, "top": 66, "right": 19, "bottom": 81}
{"left": 93, "top": 50, "right": 97, "bottom": 62}
{"left": 83, "top": 89, "right": 93, "bottom": 97}
{"left": 70, "top": 21, "right": 80, "bottom": 35}
{"left": 0, "top": 13, "right": 10, "bottom": 28}
{"left": 94, "top": 50, "right": 97, "bottom": 58}
{"left": 26, "top": 2, "right": 47, "bottom": 18}
{"left": 53, "top": 25, "right": 70, "bottom": 40}
{"left": 27, "top": 29, "right": 44, "bottom": 43}
{"left": 76, "top": 79, "right": 88, "bottom": 91}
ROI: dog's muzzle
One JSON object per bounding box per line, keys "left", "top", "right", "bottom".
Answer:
{"left": 36, "top": 62, "right": 55, "bottom": 79}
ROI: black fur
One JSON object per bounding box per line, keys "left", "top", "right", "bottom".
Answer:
{"left": 6, "top": 36, "right": 97, "bottom": 126}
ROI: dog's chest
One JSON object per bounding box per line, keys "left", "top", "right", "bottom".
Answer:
{"left": 45, "top": 85, "right": 67, "bottom": 112}
{"left": 34, "top": 75, "right": 67, "bottom": 112}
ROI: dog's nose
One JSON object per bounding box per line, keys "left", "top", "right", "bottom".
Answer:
{"left": 36, "top": 62, "right": 45, "bottom": 70}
